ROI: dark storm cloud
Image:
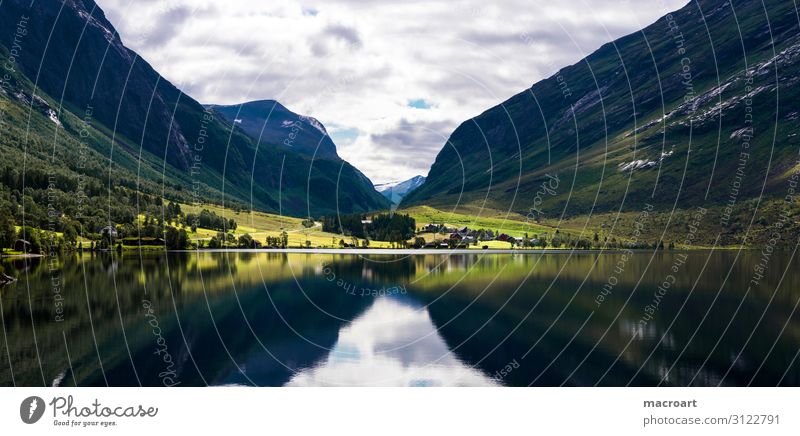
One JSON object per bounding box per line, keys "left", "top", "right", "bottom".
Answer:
{"left": 370, "top": 119, "right": 457, "bottom": 169}
{"left": 310, "top": 24, "right": 363, "bottom": 56}
{"left": 141, "top": 5, "right": 193, "bottom": 48}
{"left": 324, "top": 24, "right": 363, "bottom": 47}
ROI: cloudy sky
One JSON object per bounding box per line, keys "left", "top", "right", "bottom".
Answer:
{"left": 96, "top": 0, "right": 686, "bottom": 184}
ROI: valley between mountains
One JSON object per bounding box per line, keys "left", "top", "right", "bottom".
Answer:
{"left": 1, "top": 0, "right": 798, "bottom": 254}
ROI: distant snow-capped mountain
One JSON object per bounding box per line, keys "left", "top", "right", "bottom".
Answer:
{"left": 374, "top": 181, "right": 400, "bottom": 193}
{"left": 375, "top": 175, "right": 426, "bottom": 206}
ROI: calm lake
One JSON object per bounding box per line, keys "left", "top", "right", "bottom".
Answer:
{"left": 1, "top": 251, "right": 798, "bottom": 386}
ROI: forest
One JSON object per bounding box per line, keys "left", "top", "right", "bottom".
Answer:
{"left": 321, "top": 213, "right": 416, "bottom": 244}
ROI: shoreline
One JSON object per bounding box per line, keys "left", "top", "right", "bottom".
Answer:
{"left": 174, "top": 247, "right": 721, "bottom": 255}
{"left": 0, "top": 247, "right": 759, "bottom": 259}
{"left": 0, "top": 253, "right": 45, "bottom": 259}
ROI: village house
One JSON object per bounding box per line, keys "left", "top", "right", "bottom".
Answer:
{"left": 421, "top": 223, "right": 440, "bottom": 233}
{"left": 496, "top": 233, "right": 518, "bottom": 244}
{"left": 122, "top": 237, "right": 165, "bottom": 246}
{"left": 99, "top": 225, "right": 118, "bottom": 238}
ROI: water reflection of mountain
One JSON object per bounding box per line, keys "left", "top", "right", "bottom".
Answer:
{"left": 421, "top": 283, "right": 632, "bottom": 387}
{"left": 0, "top": 253, "right": 375, "bottom": 386}
{"left": 2, "top": 251, "right": 799, "bottom": 386}
{"left": 409, "top": 252, "right": 800, "bottom": 386}
{"left": 99, "top": 278, "right": 374, "bottom": 386}
{"left": 333, "top": 252, "right": 800, "bottom": 386}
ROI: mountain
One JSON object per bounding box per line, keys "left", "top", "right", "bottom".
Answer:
{"left": 205, "top": 99, "right": 387, "bottom": 214}
{"left": 375, "top": 176, "right": 426, "bottom": 206}
{"left": 403, "top": 0, "right": 800, "bottom": 245}
{"left": 0, "top": 0, "right": 388, "bottom": 218}
{"left": 207, "top": 100, "right": 339, "bottom": 159}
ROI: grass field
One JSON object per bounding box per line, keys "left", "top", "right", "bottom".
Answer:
{"left": 13, "top": 225, "right": 91, "bottom": 244}
{"left": 8, "top": 201, "right": 717, "bottom": 252}
{"left": 401, "top": 205, "right": 722, "bottom": 248}
{"left": 189, "top": 203, "right": 667, "bottom": 248}
{"left": 179, "top": 203, "right": 394, "bottom": 248}
{"left": 401, "top": 205, "right": 555, "bottom": 238}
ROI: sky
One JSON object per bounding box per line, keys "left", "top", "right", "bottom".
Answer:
{"left": 95, "top": 0, "right": 686, "bottom": 184}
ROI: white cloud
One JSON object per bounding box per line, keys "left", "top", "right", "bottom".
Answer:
{"left": 96, "top": 0, "right": 686, "bottom": 184}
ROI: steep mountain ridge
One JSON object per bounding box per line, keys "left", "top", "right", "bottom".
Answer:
{"left": 0, "top": 0, "right": 388, "bottom": 217}
{"left": 208, "top": 100, "right": 339, "bottom": 159}
{"left": 404, "top": 0, "right": 800, "bottom": 244}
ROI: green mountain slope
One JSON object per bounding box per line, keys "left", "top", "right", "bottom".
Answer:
{"left": 0, "top": 0, "right": 387, "bottom": 220}
{"left": 403, "top": 0, "right": 800, "bottom": 244}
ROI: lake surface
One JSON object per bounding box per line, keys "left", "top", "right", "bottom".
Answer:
{"left": 1, "top": 250, "right": 798, "bottom": 386}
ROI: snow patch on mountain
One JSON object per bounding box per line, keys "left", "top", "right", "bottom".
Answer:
{"left": 47, "top": 109, "right": 62, "bottom": 127}
{"left": 374, "top": 180, "right": 401, "bottom": 193}
{"left": 375, "top": 175, "right": 426, "bottom": 206}
{"left": 306, "top": 117, "right": 328, "bottom": 135}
